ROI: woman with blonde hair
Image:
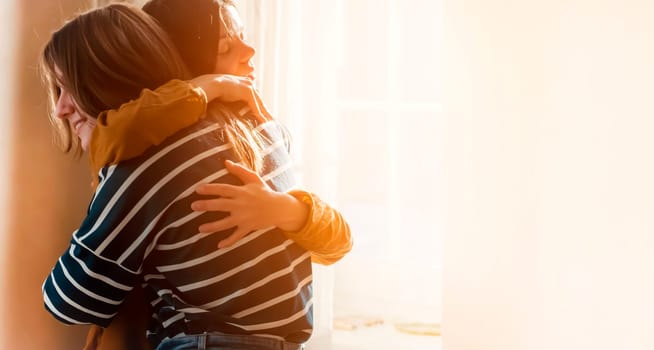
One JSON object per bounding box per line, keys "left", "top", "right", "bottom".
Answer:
{"left": 41, "top": 3, "right": 346, "bottom": 349}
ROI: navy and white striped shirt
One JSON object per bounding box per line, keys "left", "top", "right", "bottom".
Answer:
{"left": 43, "top": 116, "right": 313, "bottom": 346}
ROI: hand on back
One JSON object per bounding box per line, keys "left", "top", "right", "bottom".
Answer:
{"left": 189, "top": 74, "right": 272, "bottom": 124}
{"left": 192, "top": 160, "right": 309, "bottom": 248}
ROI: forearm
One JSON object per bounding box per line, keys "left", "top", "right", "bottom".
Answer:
{"left": 282, "top": 190, "right": 353, "bottom": 265}
{"left": 274, "top": 192, "right": 310, "bottom": 232}
{"left": 43, "top": 244, "right": 130, "bottom": 327}
{"left": 189, "top": 75, "right": 227, "bottom": 102}
{"left": 188, "top": 74, "right": 270, "bottom": 122}
{"left": 190, "top": 161, "right": 351, "bottom": 257}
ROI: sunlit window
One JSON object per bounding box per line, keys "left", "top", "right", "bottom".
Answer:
{"left": 242, "top": 1, "right": 443, "bottom": 346}
{"left": 328, "top": 0, "right": 442, "bottom": 325}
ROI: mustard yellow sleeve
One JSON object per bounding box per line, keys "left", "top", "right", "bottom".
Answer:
{"left": 89, "top": 79, "right": 207, "bottom": 178}
{"left": 284, "top": 190, "right": 353, "bottom": 265}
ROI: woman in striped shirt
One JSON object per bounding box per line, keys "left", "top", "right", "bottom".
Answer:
{"left": 40, "top": 3, "right": 350, "bottom": 350}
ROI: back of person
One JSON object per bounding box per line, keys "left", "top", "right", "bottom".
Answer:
{"left": 80, "top": 108, "right": 313, "bottom": 348}
{"left": 38, "top": 4, "right": 348, "bottom": 349}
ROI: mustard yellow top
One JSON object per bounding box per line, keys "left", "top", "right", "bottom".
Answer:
{"left": 89, "top": 79, "right": 208, "bottom": 183}
{"left": 88, "top": 79, "right": 352, "bottom": 265}
{"left": 287, "top": 190, "right": 353, "bottom": 265}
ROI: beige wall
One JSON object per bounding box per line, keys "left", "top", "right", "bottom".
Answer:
{"left": 2, "top": 0, "right": 95, "bottom": 349}
{"left": 443, "top": 0, "right": 654, "bottom": 349}
{"left": 0, "top": 0, "right": 16, "bottom": 344}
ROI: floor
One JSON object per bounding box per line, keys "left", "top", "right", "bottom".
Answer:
{"left": 332, "top": 322, "right": 441, "bottom": 350}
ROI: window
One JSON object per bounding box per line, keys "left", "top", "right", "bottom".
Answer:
{"left": 327, "top": 0, "right": 443, "bottom": 324}
{"left": 243, "top": 0, "right": 443, "bottom": 336}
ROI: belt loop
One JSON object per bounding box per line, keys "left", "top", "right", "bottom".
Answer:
{"left": 197, "top": 332, "right": 207, "bottom": 350}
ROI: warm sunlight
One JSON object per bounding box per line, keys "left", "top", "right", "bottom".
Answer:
{"left": 0, "top": 0, "right": 17, "bottom": 345}
{"left": 5, "top": 1, "right": 654, "bottom": 350}
{"left": 239, "top": 1, "right": 443, "bottom": 348}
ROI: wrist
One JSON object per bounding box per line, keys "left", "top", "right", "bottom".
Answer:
{"left": 190, "top": 75, "right": 224, "bottom": 103}
{"left": 275, "top": 192, "right": 310, "bottom": 232}
{"left": 204, "top": 76, "right": 224, "bottom": 103}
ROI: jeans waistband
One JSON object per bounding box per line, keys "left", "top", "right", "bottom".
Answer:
{"left": 156, "top": 332, "right": 305, "bottom": 350}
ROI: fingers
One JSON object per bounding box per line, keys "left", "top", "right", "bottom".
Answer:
{"left": 221, "top": 74, "right": 254, "bottom": 87}
{"left": 198, "top": 216, "right": 236, "bottom": 234}
{"left": 195, "top": 183, "right": 240, "bottom": 197}
{"left": 195, "top": 214, "right": 250, "bottom": 248}
{"left": 218, "top": 228, "right": 250, "bottom": 248}
{"left": 196, "top": 73, "right": 272, "bottom": 123}
{"left": 224, "top": 160, "right": 262, "bottom": 184}
{"left": 191, "top": 197, "right": 233, "bottom": 211}
{"left": 193, "top": 74, "right": 255, "bottom": 104}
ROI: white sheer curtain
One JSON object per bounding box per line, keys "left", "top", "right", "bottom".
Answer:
{"left": 240, "top": 1, "right": 443, "bottom": 347}
{"left": 239, "top": 2, "right": 338, "bottom": 348}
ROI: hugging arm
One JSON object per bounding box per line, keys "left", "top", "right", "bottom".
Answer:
{"left": 90, "top": 75, "right": 270, "bottom": 178}
{"left": 192, "top": 160, "right": 353, "bottom": 265}
{"left": 42, "top": 182, "right": 143, "bottom": 328}
{"left": 90, "top": 80, "right": 352, "bottom": 265}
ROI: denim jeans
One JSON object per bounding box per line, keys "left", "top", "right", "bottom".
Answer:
{"left": 155, "top": 332, "right": 305, "bottom": 350}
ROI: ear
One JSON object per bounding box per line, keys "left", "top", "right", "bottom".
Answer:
{"left": 218, "top": 37, "right": 230, "bottom": 55}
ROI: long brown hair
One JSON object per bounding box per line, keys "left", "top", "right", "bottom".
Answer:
{"left": 143, "top": 0, "right": 272, "bottom": 172}
{"left": 142, "top": 0, "right": 241, "bottom": 76}
{"left": 40, "top": 3, "right": 190, "bottom": 155}
{"left": 40, "top": 2, "right": 266, "bottom": 172}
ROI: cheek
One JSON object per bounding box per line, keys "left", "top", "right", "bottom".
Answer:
{"left": 81, "top": 119, "right": 97, "bottom": 136}
{"left": 86, "top": 119, "right": 98, "bottom": 132}
{"left": 79, "top": 122, "right": 96, "bottom": 149}
{"left": 215, "top": 53, "right": 241, "bottom": 74}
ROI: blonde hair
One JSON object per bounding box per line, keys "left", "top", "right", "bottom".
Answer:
{"left": 40, "top": 3, "right": 189, "bottom": 154}
{"left": 40, "top": 2, "right": 266, "bottom": 172}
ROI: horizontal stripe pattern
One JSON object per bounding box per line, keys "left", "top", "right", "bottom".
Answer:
{"left": 43, "top": 115, "right": 313, "bottom": 346}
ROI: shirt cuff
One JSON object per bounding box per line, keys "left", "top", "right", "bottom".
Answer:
{"left": 285, "top": 189, "right": 315, "bottom": 236}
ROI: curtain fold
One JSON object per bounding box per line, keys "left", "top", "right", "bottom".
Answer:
{"left": 240, "top": 1, "right": 337, "bottom": 349}
{"left": 241, "top": 0, "right": 443, "bottom": 344}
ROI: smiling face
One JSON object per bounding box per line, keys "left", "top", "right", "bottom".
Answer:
{"left": 53, "top": 80, "right": 97, "bottom": 152}
{"left": 51, "top": 66, "right": 97, "bottom": 152}
{"left": 41, "top": 4, "right": 191, "bottom": 155}
{"left": 214, "top": 4, "right": 256, "bottom": 79}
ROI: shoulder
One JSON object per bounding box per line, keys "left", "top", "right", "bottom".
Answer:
{"left": 98, "top": 119, "right": 230, "bottom": 178}
{"left": 90, "top": 118, "right": 235, "bottom": 226}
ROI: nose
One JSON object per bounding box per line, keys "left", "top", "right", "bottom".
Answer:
{"left": 54, "top": 89, "right": 75, "bottom": 120}
{"left": 240, "top": 37, "right": 255, "bottom": 62}
{"left": 245, "top": 41, "right": 255, "bottom": 58}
